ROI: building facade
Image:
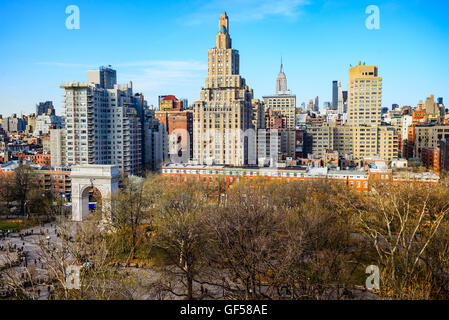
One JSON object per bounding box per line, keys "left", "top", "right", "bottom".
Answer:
{"left": 162, "top": 164, "right": 439, "bottom": 193}
{"left": 347, "top": 62, "right": 382, "bottom": 126}
{"left": 421, "top": 147, "right": 440, "bottom": 172}
{"left": 61, "top": 67, "right": 143, "bottom": 175}
{"left": 33, "top": 114, "right": 63, "bottom": 137}
{"left": 413, "top": 124, "right": 449, "bottom": 159}
{"left": 50, "top": 128, "right": 66, "bottom": 168}
{"left": 36, "top": 101, "right": 55, "bottom": 116}
{"left": 439, "top": 139, "right": 449, "bottom": 172}
{"left": 263, "top": 62, "right": 296, "bottom": 129}
{"left": 155, "top": 106, "right": 193, "bottom": 161}
{"left": 193, "top": 13, "right": 255, "bottom": 166}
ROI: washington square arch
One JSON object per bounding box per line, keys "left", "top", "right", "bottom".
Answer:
{"left": 70, "top": 165, "right": 120, "bottom": 222}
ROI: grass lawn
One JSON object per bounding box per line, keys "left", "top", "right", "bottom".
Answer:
{"left": 0, "top": 219, "right": 40, "bottom": 232}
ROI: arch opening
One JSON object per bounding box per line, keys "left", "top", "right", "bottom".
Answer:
{"left": 70, "top": 165, "right": 119, "bottom": 222}
{"left": 81, "top": 186, "right": 102, "bottom": 213}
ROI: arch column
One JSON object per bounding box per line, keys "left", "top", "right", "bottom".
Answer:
{"left": 70, "top": 165, "right": 120, "bottom": 222}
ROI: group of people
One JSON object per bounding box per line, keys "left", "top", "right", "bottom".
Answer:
{"left": 0, "top": 231, "right": 11, "bottom": 240}
{"left": 0, "top": 223, "right": 62, "bottom": 299}
{"left": 0, "top": 242, "right": 20, "bottom": 253}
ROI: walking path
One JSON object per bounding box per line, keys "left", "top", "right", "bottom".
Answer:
{"left": 0, "top": 222, "right": 61, "bottom": 299}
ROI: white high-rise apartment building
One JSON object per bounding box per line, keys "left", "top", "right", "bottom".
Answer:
{"left": 60, "top": 67, "right": 143, "bottom": 175}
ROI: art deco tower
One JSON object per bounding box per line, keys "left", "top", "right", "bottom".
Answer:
{"left": 193, "top": 13, "right": 255, "bottom": 166}
{"left": 263, "top": 60, "right": 296, "bottom": 129}
{"left": 276, "top": 60, "right": 289, "bottom": 95}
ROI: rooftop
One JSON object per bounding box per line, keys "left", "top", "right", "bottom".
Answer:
{"left": 162, "top": 95, "right": 178, "bottom": 101}
{"left": 0, "top": 160, "right": 42, "bottom": 172}
{"left": 163, "top": 163, "right": 370, "bottom": 176}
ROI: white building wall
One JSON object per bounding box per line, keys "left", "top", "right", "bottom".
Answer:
{"left": 62, "top": 80, "right": 142, "bottom": 175}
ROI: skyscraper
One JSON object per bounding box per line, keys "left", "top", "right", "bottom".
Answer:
{"left": 346, "top": 62, "right": 397, "bottom": 159}
{"left": 263, "top": 60, "right": 296, "bottom": 129}
{"left": 307, "top": 63, "right": 398, "bottom": 160}
{"left": 342, "top": 90, "right": 348, "bottom": 113}
{"left": 193, "top": 13, "right": 255, "bottom": 166}
{"left": 337, "top": 81, "right": 344, "bottom": 114}
{"left": 61, "top": 67, "right": 144, "bottom": 175}
{"left": 347, "top": 62, "right": 382, "bottom": 126}
{"left": 332, "top": 80, "right": 338, "bottom": 110}
{"left": 276, "top": 59, "right": 290, "bottom": 95}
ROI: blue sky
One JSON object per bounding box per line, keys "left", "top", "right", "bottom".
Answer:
{"left": 0, "top": 0, "right": 448, "bottom": 115}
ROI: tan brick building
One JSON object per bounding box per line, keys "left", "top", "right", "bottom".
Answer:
{"left": 414, "top": 124, "right": 449, "bottom": 158}
{"left": 346, "top": 63, "right": 398, "bottom": 160}
{"left": 193, "top": 13, "right": 255, "bottom": 166}
{"left": 347, "top": 62, "right": 382, "bottom": 126}
{"left": 305, "top": 62, "right": 398, "bottom": 160}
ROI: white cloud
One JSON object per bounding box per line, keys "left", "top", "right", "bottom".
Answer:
{"left": 34, "top": 60, "right": 207, "bottom": 106}
{"left": 117, "top": 60, "right": 208, "bottom": 106}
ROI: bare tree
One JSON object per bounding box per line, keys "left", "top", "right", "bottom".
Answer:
{"left": 1, "top": 217, "right": 139, "bottom": 300}
{"left": 106, "top": 175, "right": 158, "bottom": 260}
{"left": 151, "top": 181, "right": 208, "bottom": 300}
{"left": 203, "top": 181, "right": 287, "bottom": 300}
{"left": 264, "top": 180, "right": 357, "bottom": 300}
{"left": 350, "top": 182, "right": 449, "bottom": 299}
{"left": 422, "top": 221, "right": 449, "bottom": 299}
{"left": 12, "top": 164, "right": 40, "bottom": 218}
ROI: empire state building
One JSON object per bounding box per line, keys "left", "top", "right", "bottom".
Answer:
{"left": 193, "top": 13, "right": 255, "bottom": 166}
{"left": 263, "top": 60, "right": 296, "bottom": 129}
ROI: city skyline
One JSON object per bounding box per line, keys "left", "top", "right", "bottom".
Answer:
{"left": 2, "top": 2, "right": 449, "bottom": 304}
{"left": 0, "top": 0, "right": 448, "bottom": 115}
